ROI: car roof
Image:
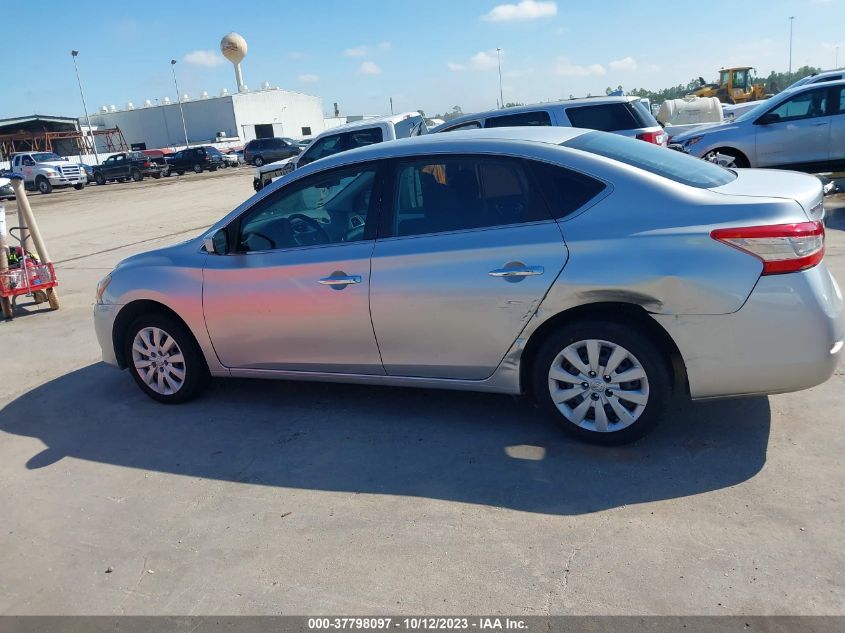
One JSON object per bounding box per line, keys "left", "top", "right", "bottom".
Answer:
{"left": 789, "top": 69, "right": 845, "bottom": 88}
{"left": 321, "top": 112, "right": 423, "bottom": 135}
{"left": 431, "top": 96, "right": 642, "bottom": 132}
{"left": 292, "top": 126, "right": 590, "bottom": 175}
{"left": 778, "top": 77, "right": 845, "bottom": 97}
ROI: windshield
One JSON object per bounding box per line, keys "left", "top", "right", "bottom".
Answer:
{"left": 564, "top": 131, "right": 737, "bottom": 188}
{"left": 733, "top": 95, "right": 782, "bottom": 123}
{"left": 32, "top": 152, "right": 63, "bottom": 162}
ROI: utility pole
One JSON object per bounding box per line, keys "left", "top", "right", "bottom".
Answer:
{"left": 496, "top": 48, "right": 504, "bottom": 108}
{"left": 170, "top": 59, "right": 190, "bottom": 149}
{"left": 390, "top": 97, "right": 393, "bottom": 114}
{"left": 70, "top": 50, "right": 99, "bottom": 164}
{"left": 788, "top": 16, "right": 795, "bottom": 75}
{"left": 836, "top": 45, "right": 840, "bottom": 69}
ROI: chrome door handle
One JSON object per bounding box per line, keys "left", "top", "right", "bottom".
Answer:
{"left": 489, "top": 265, "right": 544, "bottom": 278}
{"left": 318, "top": 274, "right": 361, "bottom": 286}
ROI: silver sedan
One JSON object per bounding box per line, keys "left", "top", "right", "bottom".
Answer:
{"left": 94, "top": 127, "right": 843, "bottom": 444}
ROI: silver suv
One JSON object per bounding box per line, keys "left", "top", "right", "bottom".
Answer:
{"left": 431, "top": 96, "right": 667, "bottom": 146}
{"left": 671, "top": 79, "right": 845, "bottom": 171}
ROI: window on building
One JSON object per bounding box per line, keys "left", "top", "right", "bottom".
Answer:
{"left": 301, "top": 127, "right": 312, "bottom": 136}
{"left": 254, "top": 124, "right": 274, "bottom": 139}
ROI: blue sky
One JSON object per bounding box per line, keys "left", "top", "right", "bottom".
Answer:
{"left": 5, "top": 0, "right": 844, "bottom": 119}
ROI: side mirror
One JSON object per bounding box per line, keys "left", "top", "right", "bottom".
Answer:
{"left": 204, "top": 229, "right": 229, "bottom": 255}
{"left": 755, "top": 112, "right": 780, "bottom": 125}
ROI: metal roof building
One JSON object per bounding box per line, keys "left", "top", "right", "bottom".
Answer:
{"left": 85, "top": 87, "right": 325, "bottom": 151}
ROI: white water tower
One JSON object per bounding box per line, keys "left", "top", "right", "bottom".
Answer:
{"left": 220, "top": 32, "right": 248, "bottom": 93}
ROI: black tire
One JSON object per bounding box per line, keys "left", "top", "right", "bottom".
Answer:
{"left": 152, "top": 172, "right": 161, "bottom": 179}
{"left": 94, "top": 172, "right": 106, "bottom": 185}
{"left": 209, "top": 165, "right": 218, "bottom": 172}
{"left": 36, "top": 176, "right": 52, "bottom": 194}
{"left": 253, "top": 155, "right": 264, "bottom": 167}
{"left": 532, "top": 320, "right": 671, "bottom": 445}
{"left": 176, "top": 170, "right": 185, "bottom": 176}
{"left": 131, "top": 168, "right": 143, "bottom": 182}
{"left": 124, "top": 312, "right": 210, "bottom": 404}
{"left": 192, "top": 163, "right": 203, "bottom": 174}
{"left": 73, "top": 183, "right": 85, "bottom": 190}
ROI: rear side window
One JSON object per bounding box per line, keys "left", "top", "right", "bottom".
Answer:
{"left": 392, "top": 157, "right": 550, "bottom": 237}
{"left": 529, "top": 161, "right": 607, "bottom": 219}
{"left": 564, "top": 131, "right": 736, "bottom": 188}
{"left": 566, "top": 103, "right": 643, "bottom": 132}
{"left": 485, "top": 110, "right": 552, "bottom": 128}
{"left": 442, "top": 121, "right": 481, "bottom": 132}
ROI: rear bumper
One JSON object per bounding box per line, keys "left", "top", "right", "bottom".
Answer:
{"left": 654, "top": 265, "right": 843, "bottom": 399}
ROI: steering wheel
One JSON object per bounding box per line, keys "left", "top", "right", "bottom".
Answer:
{"left": 288, "top": 213, "right": 330, "bottom": 246}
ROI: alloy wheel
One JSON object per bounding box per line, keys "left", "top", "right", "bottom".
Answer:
{"left": 547, "top": 339, "right": 650, "bottom": 433}
{"left": 131, "top": 326, "right": 186, "bottom": 395}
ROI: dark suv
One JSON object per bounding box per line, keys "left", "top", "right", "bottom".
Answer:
{"left": 243, "top": 137, "right": 301, "bottom": 166}
{"left": 165, "top": 147, "right": 224, "bottom": 175}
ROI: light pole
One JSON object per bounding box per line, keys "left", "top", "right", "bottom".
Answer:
{"left": 836, "top": 45, "right": 840, "bottom": 69}
{"left": 788, "top": 16, "right": 795, "bottom": 75}
{"left": 496, "top": 48, "right": 504, "bottom": 108}
{"left": 170, "top": 59, "right": 190, "bottom": 149}
{"left": 70, "top": 50, "right": 99, "bottom": 164}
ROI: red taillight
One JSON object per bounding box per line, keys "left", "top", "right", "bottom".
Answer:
{"left": 143, "top": 161, "right": 151, "bottom": 167}
{"left": 637, "top": 130, "right": 668, "bottom": 146}
{"left": 711, "top": 221, "right": 825, "bottom": 275}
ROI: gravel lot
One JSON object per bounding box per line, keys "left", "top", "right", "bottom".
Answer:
{"left": 1, "top": 168, "right": 843, "bottom": 615}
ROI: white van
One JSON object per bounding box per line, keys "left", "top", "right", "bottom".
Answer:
{"left": 253, "top": 112, "right": 426, "bottom": 190}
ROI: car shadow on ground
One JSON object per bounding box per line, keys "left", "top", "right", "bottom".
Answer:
{"left": 824, "top": 203, "right": 845, "bottom": 231}
{"left": 0, "top": 363, "right": 771, "bottom": 515}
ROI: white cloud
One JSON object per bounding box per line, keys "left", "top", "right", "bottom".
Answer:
{"left": 183, "top": 50, "right": 224, "bottom": 67}
{"left": 482, "top": 0, "right": 557, "bottom": 22}
{"left": 358, "top": 61, "right": 382, "bottom": 75}
{"left": 448, "top": 50, "right": 500, "bottom": 71}
{"left": 609, "top": 56, "right": 638, "bottom": 71}
{"left": 555, "top": 57, "right": 606, "bottom": 76}
{"left": 344, "top": 45, "right": 368, "bottom": 57}
{"left": 297, "top": 73, "right": 320, "bottom": 83}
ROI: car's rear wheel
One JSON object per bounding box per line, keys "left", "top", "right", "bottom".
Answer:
{"left": 533, "top": 321, "right": 670, "bottom": 444}
{"left": 36, "top": 176, "right": 52, "bottom": 194}
{"left": 253, "top": 156, "right": 264, "bottom": 167}
{"left": 125, "top": 313, "right": 209, "bottom": 404}
{"left": 193, "top": 163, "right": 203, "bottom": 174}
{"left": 131, "top": 168, "right": 143, "bottom": 182}
{"left": 94, "top": 172, "right": 106, "bottom": 185}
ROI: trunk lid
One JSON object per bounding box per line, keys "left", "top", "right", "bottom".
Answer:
{"left": 710, "top": 169, "right": 824, "bottom": 219}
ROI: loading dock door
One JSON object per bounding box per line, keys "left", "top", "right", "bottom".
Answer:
{"left": 254, "top": 124, "right": 274, "bottom": 139}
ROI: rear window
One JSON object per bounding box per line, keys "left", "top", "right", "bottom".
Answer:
{"left": 485, "top": 110, "right": 552, "bottom": 128}
{"left": 347, "top": 127, "right": 383, "bottom": 148}
{"left": 566, "top": 102, "right": 651, "bottom": 132}
{"left": 564, "top": 131, "right": 737, "bottom": 188}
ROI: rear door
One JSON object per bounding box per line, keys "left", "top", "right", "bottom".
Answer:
{"left": 755, "top": 86, "right": 832, "bottom": 168}
{"left": 369, "top": 154, "right": 568, "bottom": 380}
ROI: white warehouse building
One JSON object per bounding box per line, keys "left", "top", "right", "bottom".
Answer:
{"left": 83, "top": 87, "right": 325, "bottom": 151}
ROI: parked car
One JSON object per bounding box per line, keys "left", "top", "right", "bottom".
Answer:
{"left": 91, "top": 152, "right": 163, "bottom": 184}
{"left": 142, "top": 150, "right": 173, "bottom": 176}
{"left": 0, "top": 177, "right": 13, "bottom": 200}
{"left": 220, "top": 151, "right": 240, "bottom": 168}
{"left": 253, "top": 112, "right": 427, "bottom": 191}
{"left": 9, "top": 152, "right": 86, "bottom": 194}
{"left": 93, "top": 127, "right": 841, "bottom": 445}
{"left": 786, "top": 69, "right": 845, "bottom": 90}
{"left": 671, "top": 79, "right": 845, "bottom": 171}
{"left": 243, "top": 137, "right": 301, "bottom": 166}
{"left": 431, "top": 96, "right": 667, "bottom": 146}
{"left": 165, "top": 146, "right": 223, "bottom": 175}
{"left": 298, "top": 138, "right": 312, "bottom": 150}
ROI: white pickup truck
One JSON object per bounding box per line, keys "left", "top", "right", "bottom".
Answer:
{"left": 10, "top": 152, "right": 87, "bottom": 194}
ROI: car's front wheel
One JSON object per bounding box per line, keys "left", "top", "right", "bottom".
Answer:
{"left": 36, "top": 176, "right": 52, "bottom": 194}
{"left": 533, "top": 321, "right": 670, "bottom": 444}
{"left": 253, "top": 156, "right": 264, "bottom": 167}
{"left": 124, "top": 313, "right": 209, "bottom": 404}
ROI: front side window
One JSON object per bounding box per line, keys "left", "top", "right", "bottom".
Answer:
{"left": 392, "top": 157, "right": 550, "bottom": 238}
{"left": 237, "top": 164, "right": 377, "bottom": 252}
{"left": 347, "top": 127, "right": 383, "bottom": 149}
{"left": 298, "top": 134, "right": 346, "bottom": 166}
{"left": 768, "top": 88, "right": 829, "bottom": 121}
{"left": 485, "top": 110, "right": 552, "bottom": 128}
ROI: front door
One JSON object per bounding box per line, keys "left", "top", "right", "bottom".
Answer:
{"left": 203, "top": 161, "right": 385, "bottom": 373}
{"left": 756, "top": 86, "right": 832, "bottom": 168}
{"left": 370, "top": 155, "right": 568, "bottom": 380}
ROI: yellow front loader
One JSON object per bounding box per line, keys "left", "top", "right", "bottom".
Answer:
{"left": 689, "top": 67, "right": 768, "bottom": 104}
